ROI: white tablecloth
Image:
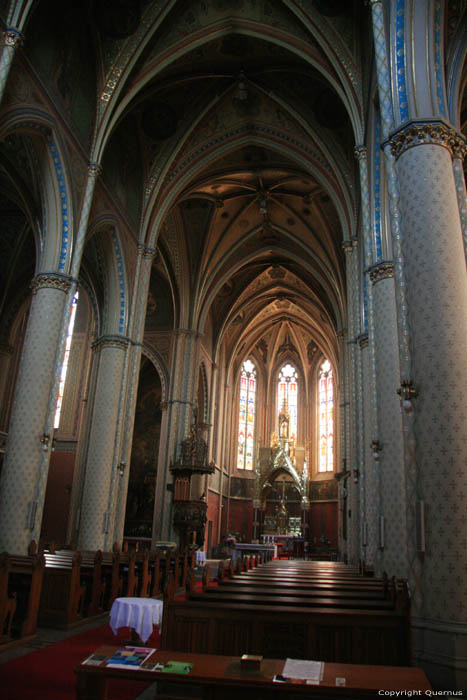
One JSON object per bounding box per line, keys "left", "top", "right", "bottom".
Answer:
{"left": 195, "top": 551, "right": 206, "bottom": 564}
{"left": 109, "top": 597, "right": 163, "bottom": 644}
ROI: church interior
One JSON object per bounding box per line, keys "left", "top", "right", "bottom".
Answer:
{"left": 0, "top": 0, "right": 466, "bottom": 694}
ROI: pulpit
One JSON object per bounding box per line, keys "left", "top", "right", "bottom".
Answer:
{"left": 170, "top": 417, "right": 215, "bottom": 552}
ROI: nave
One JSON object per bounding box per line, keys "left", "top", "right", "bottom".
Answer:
{"left": 0, "top": 0, "right": 466, "bottom": 693}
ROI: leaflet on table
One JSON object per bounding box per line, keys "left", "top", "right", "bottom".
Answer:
{"left": 281, "top": 658, "right": 324, "bottom": 681}
{"left": 105, "top": 646, "right": 156, "bottom": 669}
{"left": 82, "top": 653, "right": 108, "bottom": 666}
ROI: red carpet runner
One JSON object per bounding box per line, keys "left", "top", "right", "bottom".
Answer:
{"left": 0, "top": 623, "right": 161, "bottom": 700}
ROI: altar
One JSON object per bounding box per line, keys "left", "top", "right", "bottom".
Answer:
{"left": 229, "top": 542, "right": 276, "bottom": 563}
{"left": 260, "top": 534, "right": 305, "bottom": 558}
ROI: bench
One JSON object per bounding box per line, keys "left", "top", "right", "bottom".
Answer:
{"left": 161, "top": 597, "right": 411, "bottom": 665}
{"left": 167, "top": 559, "right": 411, "bottom": 665}
{"left": 38, "top": 550, "right": 85, "bottom": 628}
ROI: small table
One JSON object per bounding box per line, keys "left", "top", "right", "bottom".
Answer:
{"left": 109, "top": 597, "right": 163, "bottom": 644}
{"left": 195, "top": 551, "right": 206, "bottom": 565}
{"left": 75, "top": 645, "right": 432, "bottom": 700}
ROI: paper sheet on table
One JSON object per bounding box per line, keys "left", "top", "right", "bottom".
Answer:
{"left": 282, "top": 658, "right": 324, "bottom": 681}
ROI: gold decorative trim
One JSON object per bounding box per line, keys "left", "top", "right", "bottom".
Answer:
{"left": 30, "top": 274, "right": 72, "bottom": 295}
{"left": 389, "top": 120, "right": 466, "bottom": 160}
{"left": 369, "top": 262, "right": 394, "bottom": 284}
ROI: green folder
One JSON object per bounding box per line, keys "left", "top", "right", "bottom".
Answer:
{"left": 161, "top": 661, "right": 193, "bottom": 675}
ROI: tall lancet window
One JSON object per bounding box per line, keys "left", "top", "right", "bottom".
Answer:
{"left": 277, "top": 363, "right": 298, "bottom": 446}
{"left": 54, "top": 291, "right": 79, "bottom": 429}
{"left": 237, "top": 359, "right": 256, "bottom": 470}
{"left": 319, "top": 359, "right": 334, "bottom": 472}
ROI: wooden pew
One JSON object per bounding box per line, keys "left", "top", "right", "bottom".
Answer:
{"left": 0, "top": 552, "right": 15, "bottom": 644}
{"left": 0, "top": 552, "right": 46, "bottom": 647}
{"left": 161, "top": 597, "right": 411, "bottom": 665}
{"left": 166, "top": 560, "right": 411, "bottom": 666}
{"left": 38, "top": 550, "right": 85, "bottom": 628}
{"left": 8, "top": 552, "right": 45, "bottom": 640}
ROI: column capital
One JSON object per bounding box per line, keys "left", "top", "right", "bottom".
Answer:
{"left": 2, "top": 28, "right": 24, "bottom": 49}
{"left": 30, "top": 273, "right": 73, "bottom": 295}
{"left": 91, "top": 335, "right": 131, "bottom": 352}
{"left": 342, "top": 239, "right": 358, "bottom": 253}
{"left": 358, "top": 333, "right": 369, "bottom": 348}
{"left": 143, "top": 246, "right": 158, "bottom": 260}
{"left": 354, "top": 145, "right": 368, "bottom": 161}
{"left": 388, "top": 119, "right": 465, "bottom": 160}
{"left": 369, "top": 261, "right": 394, "bottom": 284}
{"left": 88, "top": 163, "right": 102, "bottom": 178}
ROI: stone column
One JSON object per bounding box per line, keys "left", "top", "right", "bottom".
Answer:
{"left": 152, "top": 329, "right": 200, "bottom": 544}
{"left": 370, "top": 0, "right": 421, "bottom": 610}
{"left": 451, "top": 142, "right": 467, "bottom": 261}
{"left": 77, "top": 336, "right": 128, "bottom": 551}
{"left": 369, "top": 263, "right": 407, "bottom": 576}
{"left": 342, "top": 239, "right": 359, "bottom": 563}
{"left": 390, "top": 122, "right": 467, "bottom": 681}
{"left": 112, "top": 246, "right": 156, "bottom": 545}
{"left": 0, "top": 343, "right": 14, "bottom": 430}
{"left": 0, "top": 273, "right": 70, "bottom": 553}
{"left": 336, "top": 329, "right": 348, "bottom": 551}
{"left": 0, "top": 28, "right": 23, "bottom": 105}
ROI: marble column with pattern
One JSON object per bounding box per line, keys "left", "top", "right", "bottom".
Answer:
{"left": 77, "top": 336, "right": 129, "bottom": 551}
{"left": 0, "top": 274, "right": 70, "bottom": 553}
{"left": 391, "top": 122, "right": 467, "bottom": 687}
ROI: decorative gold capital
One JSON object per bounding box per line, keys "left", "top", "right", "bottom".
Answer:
{"left": 369, "top": 261, "right": 394, "bottom": 284}
{"left": 342, "top": 240, "right": 354, "bottom": 253}
{"left": 88, "top": 163, "right": 102, "bottom": 178}
{"left": 389, "top": 120, "right": 465, "bottom": 160}
{"left": 358, "top": 333, "right": 369, "bottom": 348}
{"left": 30, "top": 273, "right": 72, "bottom": 295}
{"left": 143, "top": 247, "right": 157, "bottom": 260}
{"left": 354, "top": 145, "right": 367, "bottom": 161}
{"left": 3, "top": 28, "right": 24, "bottom": 49}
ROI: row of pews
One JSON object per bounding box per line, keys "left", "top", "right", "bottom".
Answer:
{"left": 0, "top": 542, "right": 194, "bottom": 649}
{"left": 161, "top": 557, "right": 412, "bottom": 667}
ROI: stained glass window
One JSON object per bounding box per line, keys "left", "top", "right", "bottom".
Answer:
{"left": 319, "top": 359, "right": 334, "bottom": 472}
{"left": 54, "top": 291, "right": 79, "bottom": 429}
{"left": 277, "top": 363, "right": 298, "bottom": 445}
{"left": 237, "top": 359, "right": 256, "bottom": 470}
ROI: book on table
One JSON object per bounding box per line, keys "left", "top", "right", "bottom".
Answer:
{"left": 105, "top": 646, "right": 156, "bottom": 669}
